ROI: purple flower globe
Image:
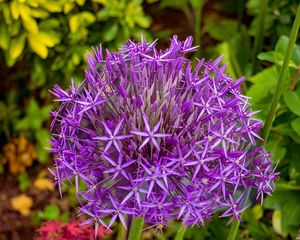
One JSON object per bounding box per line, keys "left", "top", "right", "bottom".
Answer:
{"left": 49, "top": 36, "right": 277, "bottom": 230}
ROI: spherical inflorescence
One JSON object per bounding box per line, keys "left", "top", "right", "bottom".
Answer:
{"left": 49, "top": 36, "right": 278, "bottom": 230}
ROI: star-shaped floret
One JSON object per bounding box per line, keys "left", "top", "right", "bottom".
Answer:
{"left": 131, "top": 114, "right": 171, "bottom": 151}
{"left": 76, "top": 88, "right": 106, "bottom": 115}
{"left": 136, "top": 162, "right": 170, "bottom": 198}
{"left": 103, "top": 153, "right": 135, "bottom": 180}
{"left": 165, "top": 145, "right": 194, "bottom": 166}
{"left": 211, "top": 119, "right": 237, "bottom": 157}
{"left": 98, "top": 195, "right": 134, "bottom": 230}
{"left": 184, "top": 144, "right": 218, "bottom": 180}
{"left": 93, "top": 118, "right": 132, "bottom": 153}
{"left": 219, "top": 193, "right": 248, "bottom": 224}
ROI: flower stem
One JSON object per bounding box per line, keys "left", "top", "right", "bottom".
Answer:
{"left": 237, "top": 0, "right": 246, "bottom": 31}
{"left": 194, "top": 0, "right": 203, "bottom": 47}
{"left": 262, "top": 2, "right": 300, "bottom": 145}
{"left": 191, "top": 0, "right": 203, "bottom": 60}
{"left": 174, "top": 226, "right": 186, "bottom": 240}
{"left": 227, "top": 3, "right": 300, "bottom": 240}
{"left": 127, "top": 217, "right": 144, "bottom": 240}
{"left": 226, "top": 188, "right": 251, "bottom": 240}
{"left": 116, "top": 222, "right": 127, "bottom": 240}
{"left": 251, "top": 0, "right": 267, "bottom": 74}
{"left": 226, "top": 220, "right": 239, "bottom": 240}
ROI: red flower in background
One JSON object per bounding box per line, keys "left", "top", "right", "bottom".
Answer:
{"left": 36, "top": 220, "right": 110, "bottom": 240}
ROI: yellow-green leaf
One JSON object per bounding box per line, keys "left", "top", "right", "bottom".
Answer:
{"left": 72, "top": 53, "right": 81, "bottom": 65}
{"left": 22, "top": 15, "right": 38, "bottom": 34}
{"left": 69, "top": 12, "right": 95, "bottom": 32}
{"left": 81, "top": 12, "right": 96, "bottom": 24}
{"left": 9, "top": 35, "right": 26, "bottom": 60}
{"left": 40, "top": 1, "right": 62, "bottom": 12}
{"left": 283, "top": 90, "right": 300, "bottom": 116}
{"left": 91, "top": 0, "right": 107, "bottom": 3}
{"left": 69, "top": 15, "right": 80, "bottom": 33}
{"left": 9, "top": 21, "right": 21, "bottom": 37}
{"left": 19, "top": 3, "right": 31, "bottom": 18}
{"left": 63, "top": 2, "right": 74, "bottom": 14}
{"left": 75, "top": 0, "right": 86, "bottom": 6}
{"left": 10, "top": 1, "right": 20, "bottom": 20}
{"left": 35, "top": 31, "right": 59, "bottom": 47}
{"left": 272, "top": 210, "right": 287, "bottom": 237}
{"left": 0, "top": 23, "right": 10, "bottom": 50}
{"left": 27, "top": 0, "right": 39, "bottom": 8}
{"left": 28, "top": 34, "right": 48, "bottom": 59}
{"left": 30, "top": 9, "right": 49, "bottom": 19}
{"left": 3, "top": 4, "right": 12, "bottom": 24}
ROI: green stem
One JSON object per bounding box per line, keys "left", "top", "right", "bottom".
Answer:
{"left": 194, "top": 0, "right": 203, "bottom": 47}
{"left": 127, "top": 217, "right": 144, "bottom": 240}
{"left": 227, "top": 220, "right": 239, "bottom": 240}
{"left": 227, "top": 3, "right": 300, "bottom": 240}
{"left": 174, "top": 227, "right": 186, "bottom": 240}
{"left": 226, "top": 188, "right": 251, "bottom": 240}
{"left": 262, "top": 2, "right": 300, "bottom": 145}
{"left": 116, "top": 222, "right": 126, "bottom": 240}
{"left": 251, "top": 0, "right": 267, "bottom": 74}
{"left": 193, "top": 0, "right": 203, "bottom": 60}
{"left": 237, "top": 0, "right": 245, "bottom": 31}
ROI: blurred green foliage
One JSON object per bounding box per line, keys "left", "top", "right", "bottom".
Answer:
{"left": 1, "top": 0, "right": 300, "bottom": 239}
{"left": 0, "top": 0, "right": 152, "bottom": 163}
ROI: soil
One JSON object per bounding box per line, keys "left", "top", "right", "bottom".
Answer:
{"left": 0, "top": 174, "right": 66, "bottom": 240}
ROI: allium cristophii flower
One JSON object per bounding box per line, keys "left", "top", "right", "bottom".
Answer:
{"left": 49, "top": 36, "right": 278, "bottom": 230}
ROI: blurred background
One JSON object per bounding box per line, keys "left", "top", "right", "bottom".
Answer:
{"left": 0, "top": 0, "right": 300, "bottom": 239}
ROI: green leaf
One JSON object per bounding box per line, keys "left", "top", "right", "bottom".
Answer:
{"left": 22, "top": 15, "right": 39, "bottom": 33}
{"left": 215, "top": 32, "right": 250, "bottom": 78}
{"left": 36, "top": 31, "right": 60, "bottom": 47}
{"left": 281, "top": 199, "right": 300, "bottom": 233}
{"left": 16, "top": 98, "right": 51, "bottom": 131}
{"left": 40, "top": 1, "right": 62, "bottom": 12}
{"left": 264, "top": 188, "right": 300, "bottom": 210}
{"left": 135, "top": 15, "right": 152, "bottom": 28}
{"left": 275, "top": 36, "right": 300, "bottom": 65}
{"left": 35, "top": 129, "right": 50, "bottom": 163}
{"left": 9, "top": 35, "right": 26, "bottom": 60}
{"left": 28, "top": 34, "right": 48, "bottom": 59}
{"left": 18, "top": 172, "right": 31, "bottom": 192}
{"left": 291, "top": 118, "right": 300, "bottom": 135}
{"left": 102, "top": 23, "right": 118, "bottom": 42}
{"left": 39, "top": 18, "right": 60, "bottom": 29}
{"left": 42, "top": 204, "right": 60, "bottom": 220}
{"left": 289, "top": 145, "right": 300, "bottom": 182}
{"left": 247, "top": 66, "right": 278, "bottom": 103}
{"left": 69, "top": 12, "right": 95, "bottom": 32}
{"left": 205, "top": 17, "right": 238, "bottom": 41}
{"left": 244, "top": 204, "right": 263, "bottom": 222}
{"left": 0, "top": 22, "right": 10, "bottom": 50}
{"left": 247, "top": 222, "right": 273, "bottom": 239}
{"left": 31, "top": 59, "right": 46, "bottom": 88}
{"left": 60, "top": 212, "right": 69, "bottom": 224}
{"left": 283, "top": 90, "right": 300, "bottom": 116}
{"left": 248, "top": 14, "right": 273, "bottom": 36}
{"left": 265, "top": 139, "right": 286, "bottom": 163}
{"left": 272, "top": 123, "right": 300, "bottom": 144}
{"left": 257, "top": 51, "right": 283, "bottom": 64}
